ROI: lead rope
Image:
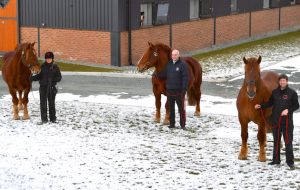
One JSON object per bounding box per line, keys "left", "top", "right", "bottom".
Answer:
{"left": 275, "top": 114, "right": 289, "bottom": 161}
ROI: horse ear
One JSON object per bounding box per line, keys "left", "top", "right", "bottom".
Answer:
{"left": 31, "top": 42, "right": 36, "bottom": 47}
{"left": 148, "top": 41, "right": 154, "bottom": 49}
{"left": 257, "top": 55, "right": 262, "bottom": 64}
{"left": 243, "top": 57, "right": 247, "bottom": 64}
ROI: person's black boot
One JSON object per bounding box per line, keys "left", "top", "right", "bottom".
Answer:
{"left": 287, "top": 163, "right": 295, "bottom": 170}
{"left": 268, "top": 160, "right": 281, "bottom": 165}
{"left": 37, "top": 121, "right": 48, "bottom": 125}
{"left": 181, "top": 126, "right": 187, "bottom": 130}
{"left": 168, "top": 125, "right": 175, "bottom": 129}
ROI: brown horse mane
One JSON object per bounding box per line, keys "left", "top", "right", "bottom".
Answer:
{"left": 154, "top": 43, "right": 172, "bottom": 60}
{"left": 3, "top": 42, "right": 32, "bottom": 63}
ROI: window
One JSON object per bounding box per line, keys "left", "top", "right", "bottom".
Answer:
{"left": 140, "top": 3, "right": 152, "bottom": 26}
{"left": 155, "top": 3, "right": 169, "bottom": 25}
{"left": 190, "top": 0, "right": 199, "bottom": 19}
{"left": 263, "top": 0, "right": 270, "bottom": 8}
{"left": 231, "top": 0, "right": 237, "bottom": 12}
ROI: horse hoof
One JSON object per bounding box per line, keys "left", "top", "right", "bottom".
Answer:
{"left": 13, "top": 116, "right": 20, "bottom": 120}
{"left": 23, "top": 115, "right": 30, "bottom": 120}
{"left": 154, "top": 119, "right": 161, "bottom": 123}
{"left": 258, "top": 157, "right": 267, "bottom": 162}
{"left": 162, "top": 120, "right": 170, "bottom": 125}
{"left": 238, "top": 154, "right": 247, "bottom": 160}
{"left": 194, "top": 112, "right": 200, "bottom": 117}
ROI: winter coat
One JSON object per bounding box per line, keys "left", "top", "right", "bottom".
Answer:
{"left": 156, "top": 58, "right": 189, "bottom": 95}
{"left": 30, "top": 61, "right": 62, "bottom": 86}
{"left": 261, "top": 86, "right": 299, "bottom": 126}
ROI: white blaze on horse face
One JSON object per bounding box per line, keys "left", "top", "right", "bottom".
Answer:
{"left": 137, "top": 53, "right": 145, "bottom": 67}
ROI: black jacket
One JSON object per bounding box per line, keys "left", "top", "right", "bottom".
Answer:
{"left": 30, "top": 61, "right": 62, "bottom": 86}
{"left": 261, "top": 86, "right": 299, "bottom": 126}
{"left": 156, "top": 58, "right": 189, "bottom": 94}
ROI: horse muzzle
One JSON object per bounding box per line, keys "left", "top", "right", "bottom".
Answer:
{"left": 137, "top": 65, "right": 148, "bottom": 73}
{"left": 247, "top": 92, "right": 256, "bottom": 101}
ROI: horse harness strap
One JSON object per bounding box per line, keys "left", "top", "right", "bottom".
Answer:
{"left": 145, "top": 48, "right": 159, "bottom": 70}
{"left": 21, "top": 50, "right": 38, "bottom": 69}
{"left": 275, "top": 114, "right": 289, "bottom": 161}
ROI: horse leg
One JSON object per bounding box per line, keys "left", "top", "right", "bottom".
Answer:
{"left": 18, "top": 90, "right": 24, "bottom": 111}
{"left": 154, "top": 94, "right": 161, "bottom": 123}
{"left": 9, "top": 88, "right": 20, "bottom": 120}
{"left": 163, "top": 99, "right": 170, "bottom": 125}
{"left": 257, "top": 124, "right": 267, "bottom": 162}
{"left": 238, "top": 118, "right": 249, "bottom": 160}
{"left": 22, "top": 88, "right": 30, "bottom": 120}
{"left": 194, "top": 86, "right": 201, "bottom": 116}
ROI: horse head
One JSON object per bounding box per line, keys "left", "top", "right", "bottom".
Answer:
{"left": 243, "top": 56, "right": 262, "bottom": 100}
{"left": 136, "top": 42, "right": 171, "bottom": 73}
{"left": 19, "top": 42, "right": 41, "bottom": 74}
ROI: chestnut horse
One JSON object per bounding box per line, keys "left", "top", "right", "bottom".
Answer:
{"left": 137, "top": 42, "right": 202, "bottom": 124}
{"left": 236, "top": 56, "right": 278, "bottom": 161}
{"left": 1, "top": 42, "right": 40, "bottom": 120}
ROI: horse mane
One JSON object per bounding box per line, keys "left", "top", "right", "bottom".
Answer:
{"left": 155, "top": 43, "right": 172, "bottom": 60}
{"left": 15, "top": 42, "right": 30, "bottom": 54}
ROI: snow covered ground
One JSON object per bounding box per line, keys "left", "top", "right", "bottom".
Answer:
{"left": 0, "top": 56, "right": 300, "bottom": 189}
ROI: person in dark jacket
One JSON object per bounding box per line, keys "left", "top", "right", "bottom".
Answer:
{"left": 30, "top": 51, "right": 62, "bottom": 124}
{"left": 156, "top": 49, "right": 189, "bottom": 130}
{"left": 255, "top": 74, "right": 299, "bottom": 170}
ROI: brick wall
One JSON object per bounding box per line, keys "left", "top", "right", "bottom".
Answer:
{"left": 20, "top": 5, "right": 300, "bottom": 66}
{"left": 173, "top": 19, "right": 214, "bottom": 52}
{"left": 251, "top": 9, "right": 279, "bottom": 36}
{"left": 281, "top": 5, "right": 300, "bottom": 29}
{"left": 120, "top": 31, "right": 128, "bottom": 66}
{"left": 20, "top": 27, "right": 38, "bottom": 50}
{"left": 131, "top": 25, "right": 169, "bottom": 65}
{"left": 216, "top": 13, "right": 249, "bottom": 45}
{"left": 21, "top": 27, "right": 111, "bottom": 65}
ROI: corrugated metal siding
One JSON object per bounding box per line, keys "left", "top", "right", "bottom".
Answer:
{"left": 212, "top": 0, "right": 231, "bottom": 17}
{"left": 20, "top": 0, "right": 113, "bottom": 31}
{"left": 170, "top": 0, "right": 190, "bottom": 23}
{"left": 19, "top": 0, "right": 275, "bottom": 31}
{"left": 238, "top": 0, "right": 263, "bottom": 13}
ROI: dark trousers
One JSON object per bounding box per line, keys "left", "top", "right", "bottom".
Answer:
{"left": 39, "top": 85, "right": 57, "bottom": 122}
{"left": 168, "top": 94, "right": 186, "bottom": 128}
{"left": 272, "top": 117, "right": 294, "bottom": 165}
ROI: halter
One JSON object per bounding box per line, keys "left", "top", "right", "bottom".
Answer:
{"left": 141, "top": 48, "right": 159, "bottom": 72}
{"left": 21, "top": 48, "right": 39, "bottom": 70}
{"left": 245, "top": 65, "right": 261, "bottom": 100}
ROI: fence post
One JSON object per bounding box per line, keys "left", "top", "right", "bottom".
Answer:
{"left": 213, "top": 16, "right": 216, "bottom": 45}
{"left": 37, "top": 26, "right": 40, "bottom": 57}
{"left": 278, "top": 7, "right": 281, "bottom": 30}
{"left": 249, "top": 11, "right": 252, "bottom": 37}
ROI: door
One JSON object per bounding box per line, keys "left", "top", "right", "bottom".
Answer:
{"left": 0, "top": 0, "right": 18, "bottom": 52}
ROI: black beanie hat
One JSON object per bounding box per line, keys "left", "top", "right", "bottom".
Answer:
{"left": 278, "top": 74, "right": 288, "bottom": 81}
{"left": 45, "top": 51, "right": 54, "bottom": 59}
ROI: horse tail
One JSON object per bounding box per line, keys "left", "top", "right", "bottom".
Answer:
{"left": 187, "top": 87, "right": 196, "bottom": 106}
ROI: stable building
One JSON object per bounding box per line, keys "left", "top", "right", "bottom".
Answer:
{"left": 1, "top": 0, "right": 300, "bottom": 66}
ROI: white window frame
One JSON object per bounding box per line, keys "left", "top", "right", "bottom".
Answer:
{"left": 263, "top": 0, "right": 270, "bottom": 8}
{"left": 155, "top": 2, "right": 169, "bottom": 25}
{"left": 190, "top": 0, "right": 199, "bottom": 19}
{"left": 140, "top": 3, "right": 152, "bottom": 27}
{"left": 231, "top": 0, "right": 237, "bottom": 12}
{"left": 291, "top": 0, "right": 296, "bottom": 5}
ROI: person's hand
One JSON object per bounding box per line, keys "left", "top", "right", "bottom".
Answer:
{"left": 254, "top": 104, "right": 261, "bottom": 109}
{"left": 281, "top": 109, "right": 288, "bottom": 116}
